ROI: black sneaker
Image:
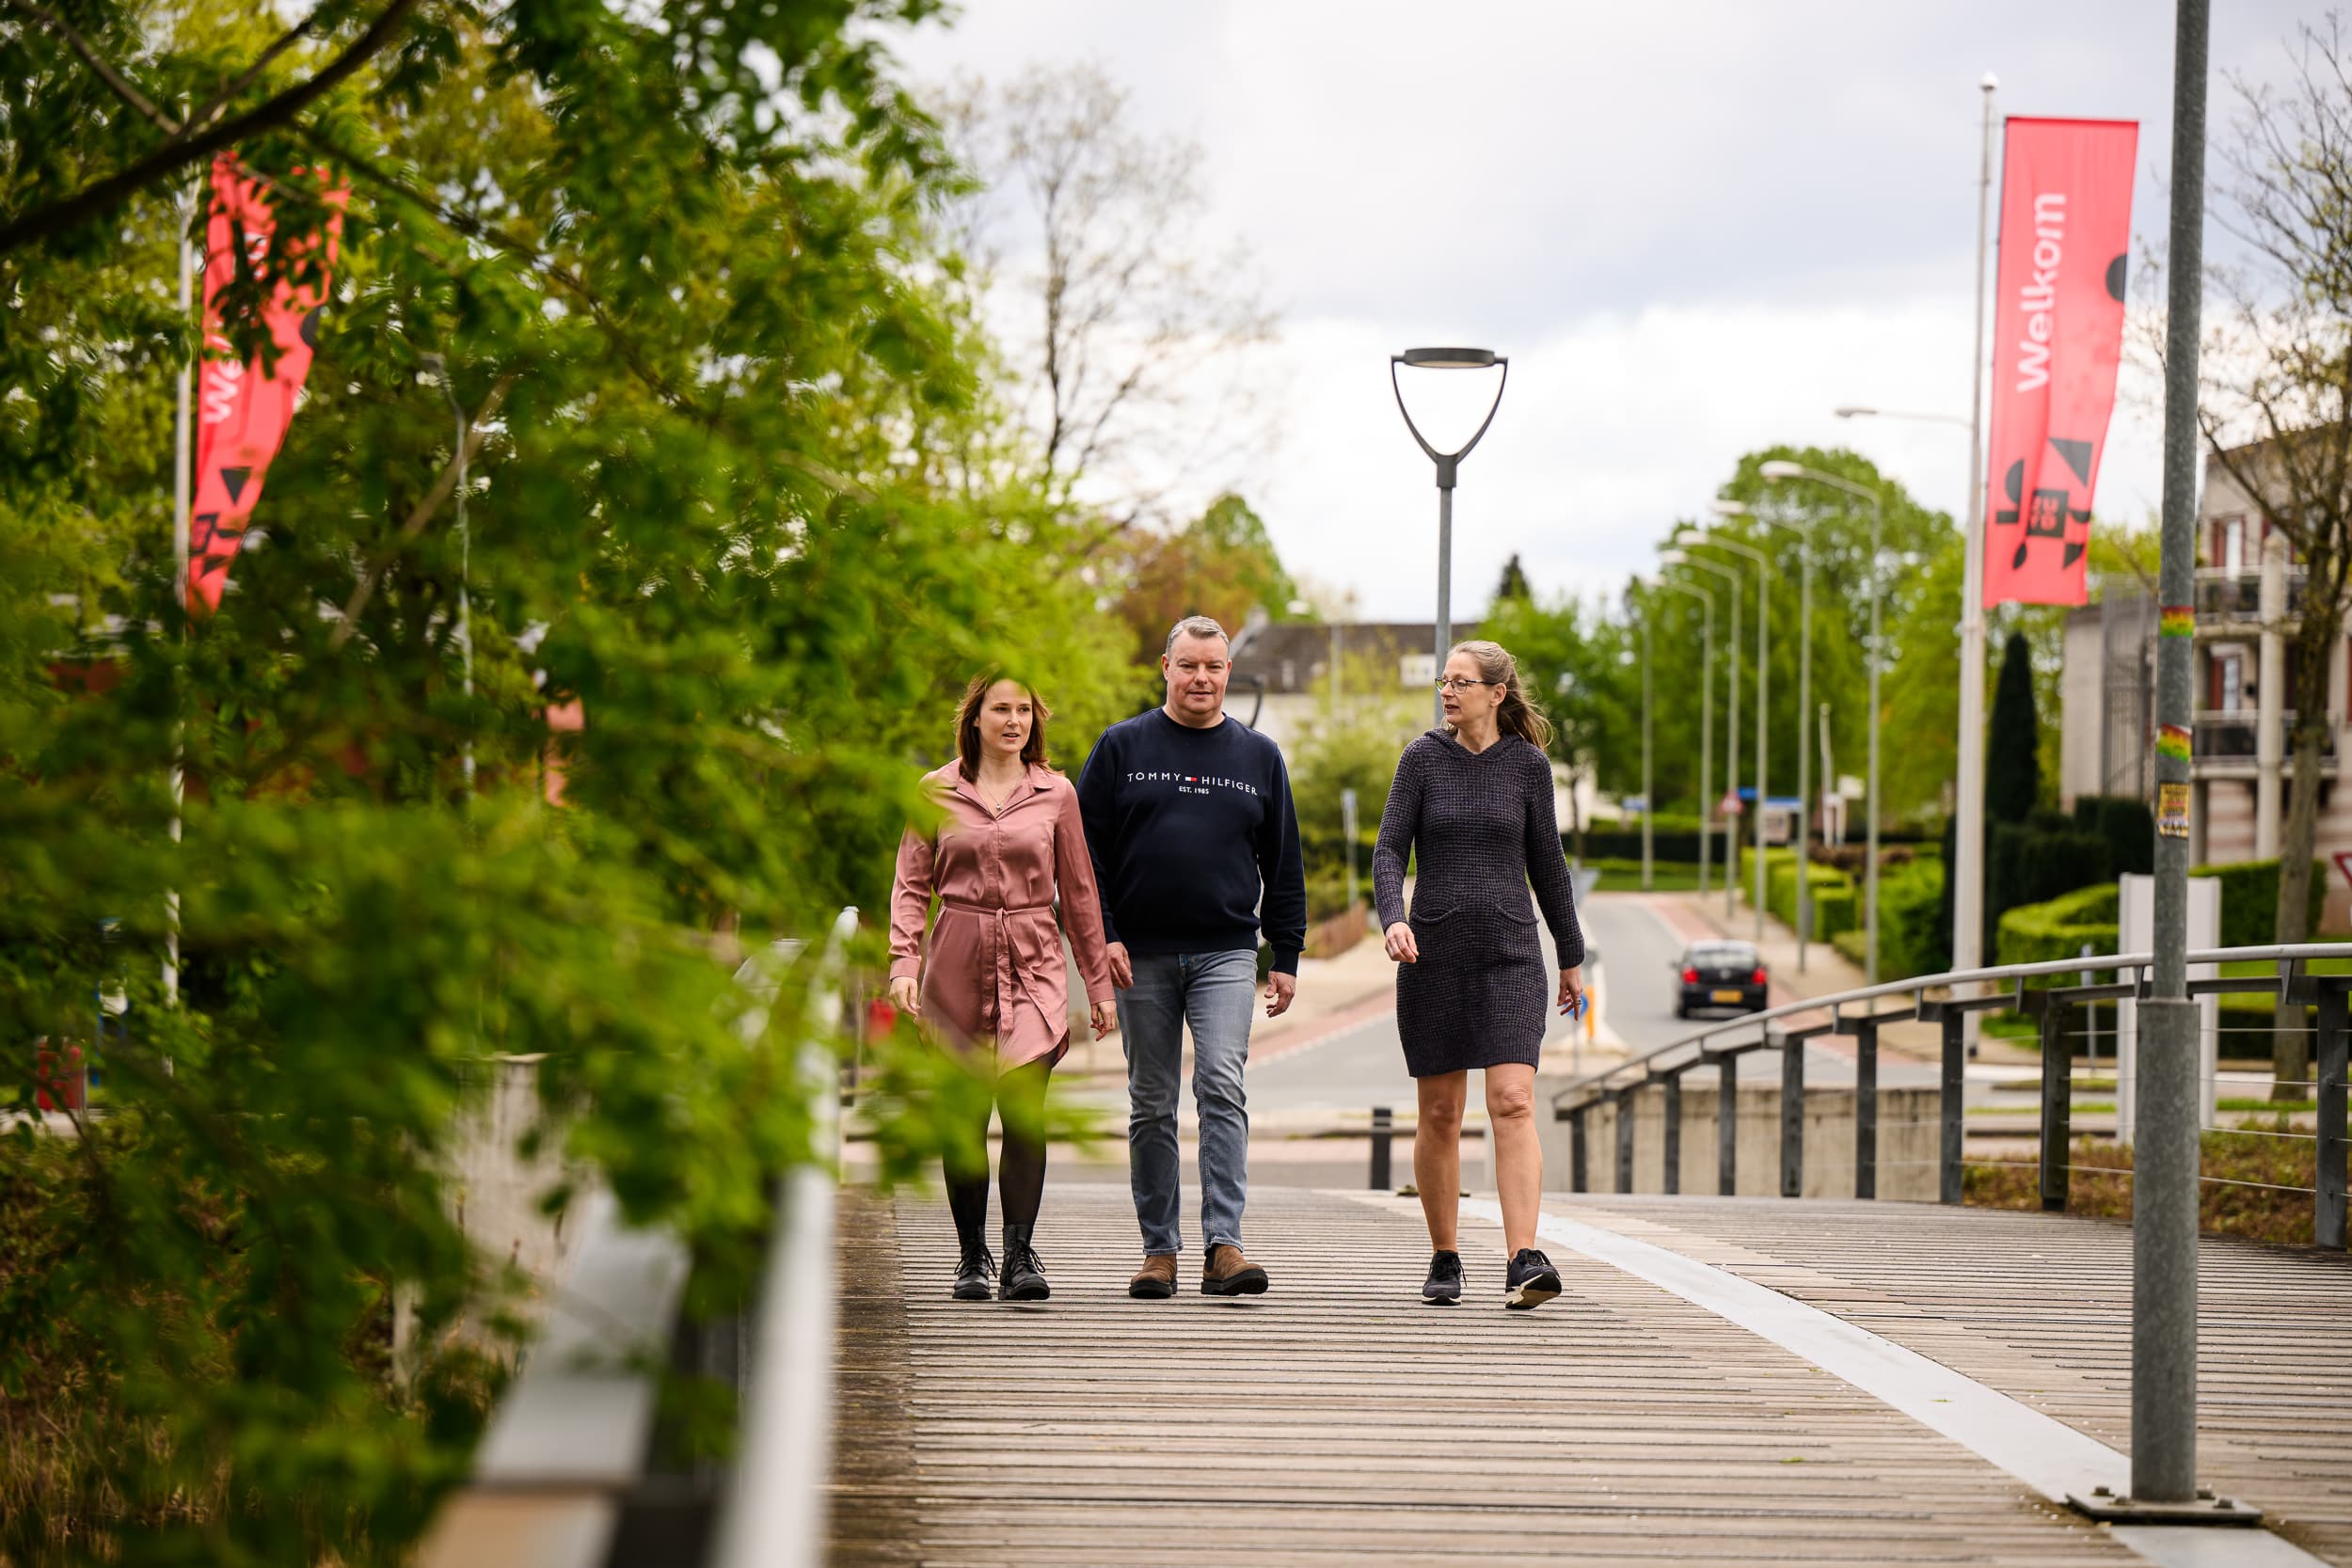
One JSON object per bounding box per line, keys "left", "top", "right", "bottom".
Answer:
{"left": 951, "top": 1243, "right": 995, "bottom": 1301}
{"left": 1422, "top": 1250, "right": 1464, "bottom": 1305}
{"left": 1000, "top": 1240, "right": 1050, "bottom": 1302}
{"left": 1504, "top": 1248, "right": 1562, "bottom": 1311}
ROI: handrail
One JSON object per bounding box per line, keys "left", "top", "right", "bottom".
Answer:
{"left": 1552, "top": 942, "right": 2352, "bottom": 1112}
{"left": 1549, "top": 941, "right": 2352, "bottom": 1248}
{"left": 417, "top": 908, "right": 857, "bottom": 1568}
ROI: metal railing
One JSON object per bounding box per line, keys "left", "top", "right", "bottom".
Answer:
{"left": 2192, "top": 566, "right": 2307, "bottom": 623}
{"left": 2192, "top": 709, "right": 2334, "bottom": 764}
{"left": 419, "top": 909, "right": 853, "bottom": 1568}
{"left": 1549, "top": 943, "right": 2352, "bottom": 1249}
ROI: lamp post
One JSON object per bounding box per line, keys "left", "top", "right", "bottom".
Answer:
{"left": 1656, "top": 577, "right": 1716, "bottom": 901}
{"left": 1761, "top": 460, "right": 1885, "bottom": 983}
{"left": 1630, "top": 580, "right": 1654, "bottom": 890}
{"left": 1689, "top": 513, "right": 1772, "bottom": 942}
{"left": 1666, "top": 546, "right": 1744, "bottom": 922}
{"left": 1753, "top": 501, "right": 1816, "bottom": 972}
{"left": 1391, "top": 348, "right": 1510, "bottom": 728}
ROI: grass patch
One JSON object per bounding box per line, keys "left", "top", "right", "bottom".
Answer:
{"left": 1965, "top": 1121, "right": 2324, "bottom": 1247}
{"left": 2219, "top": 1098, "right": 2316, "bottom": 1114}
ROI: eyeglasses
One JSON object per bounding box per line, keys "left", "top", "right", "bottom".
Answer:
{"left": 1434, "top": 677, "right": 1501, "bottom": 692}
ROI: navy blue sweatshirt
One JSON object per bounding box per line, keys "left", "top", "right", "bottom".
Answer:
{"left": 1075, "top": 709, "right": 1308, "bottom": 974}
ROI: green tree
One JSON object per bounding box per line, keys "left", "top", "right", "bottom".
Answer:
{"left": 1986, "top": 631, "right": 2042, "bottom": 826}
{"left": 1108, "top": 491, "right": 1297, "bottom": 665}
{"left": 0, "top": 0, "right": 1133, "bottom": 1560}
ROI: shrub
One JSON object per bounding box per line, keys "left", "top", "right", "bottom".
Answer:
{"left": 1568, "top": 827, "right": 1735, "bottom": 863}
{"left": 2188, "top": 858, "right": 2328, "bottom": 948}
{"left": 2074, "top": 794, "right": 2156, "bottom": 878}
{"left": 1996, "top": 882, "right": 2122, "bottom": 980}
{"left": 1876, "top": 856, "right": 1950, "bottom": 979}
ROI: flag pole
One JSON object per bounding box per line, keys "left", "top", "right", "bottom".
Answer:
{"left": 1953, "top": 72, "right": 1998, "bottom": 1048}
{"left": 167, "top": 162, "right": 193, "bottom": 1021}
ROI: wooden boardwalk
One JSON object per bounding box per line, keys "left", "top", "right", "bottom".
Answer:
{"left": 827, "top": 1183, "right": 2352, "bottom": 1565}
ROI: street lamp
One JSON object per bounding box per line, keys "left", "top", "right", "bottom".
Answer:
{"left": 1694, "top": 505, "right": 1774, "bottom": 942}
{"left": 1834, "top": 405, "right": 1971, "bottom": 429}
{"left": 1654, "top": 574, "right": 1716, "bottom": 905}
{"left": 1744, "top": 488, "right": 1816, "bottom": 973}
{"left": 1665, "top": 546, "right": 1744, "bottom": 923}
{"left": 1762, "top": 459, "right": 1886, "bottom": 984}
{"left": 1391, "top": 346, "right": 1509, "bottom": 727}
{"left": 1630, "top": 578, "right": 1654, "bottom": 889}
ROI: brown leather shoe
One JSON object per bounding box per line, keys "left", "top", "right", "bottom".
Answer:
{"left": 1128, "top": 1254, "right": 1177, "bottom": 1300}
{"left": 1200, "top": 1243, "right": 1269, "bottom": 1296}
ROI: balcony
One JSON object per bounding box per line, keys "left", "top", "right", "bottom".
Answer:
{"left": 2193, "top": 567, "right": 2307, "bottom": 637}
{"left": 2191, "top": 709, "right": 2335, "bottom": 775}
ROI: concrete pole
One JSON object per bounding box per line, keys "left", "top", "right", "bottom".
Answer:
{"left": 1956, "top": 73, "right": 1999, "bottom": 1048}
{"left": 1435, "top": 482, "right": 1453, "bottom": 731}
{"left": 1866, "top": 492, "right": 1883, "bottom": 983}
{"left": 1681, "top": 553, "right": 1745, "bottom": 920}
{"left": 1642, "top": 608, "right": 1654, "bottom": 890}
{"left": 2135, "top": 0, "right": 2208, "bottom": 1508}
{"left": 1796, "top": 536, "right": 1813, "bottom": 972}
{"left": 2257, "top": 531, "right": 2286, "bottom": 857}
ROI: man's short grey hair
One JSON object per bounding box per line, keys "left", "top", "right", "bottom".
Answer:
{"left": 1164, "top": 615, "right": 1231, "bottom": 657}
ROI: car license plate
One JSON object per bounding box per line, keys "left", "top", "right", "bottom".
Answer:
{"left": 1711, "top": 989, "right": 1743, "bottom": 1004}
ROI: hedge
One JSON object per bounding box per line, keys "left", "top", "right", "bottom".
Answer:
{"left": 2074, "top": 794, "right": 2155, "bottom": 878}
{"left": 2190, "top": 858, "right": 2328, "bottom": 948}
{"left": 1568, "top": 828, "right": 1734, "bottom": 863}
{"left": 1995, "top": 882, "right": 2121, "bottom": 979}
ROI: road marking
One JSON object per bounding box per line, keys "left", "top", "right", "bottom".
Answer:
{"left": 1438, "top": 1196, "right": 2321, "bottom": 1568}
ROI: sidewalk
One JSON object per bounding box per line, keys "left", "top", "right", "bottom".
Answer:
{"left": 1052, "top": 921, "right": 1403, "bottom": 1085}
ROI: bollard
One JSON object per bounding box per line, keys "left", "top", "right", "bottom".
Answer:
{"left": 2318, "top": 988, "right": 2346, "bottom": 1250}
{"left": 2038, "top": 998, "right": 2072, "bottom": 1213}
{"left": 1779, "top": 1038, "right": 1804, "bottom": 1198}
{"left": 1853, "top": 1017, "right": 1877, "bottom": 1201}
{"left": 1570, "top": 1105, "right": 1588, "bottom": 1194}
{"left": 1717, "top": 1054, "right": 1738, "bottom": 1196}
{"left": 1614, "top": 1087, "right": 1636, "bottom": 1195}
{"left": 1661, "top": 1074, "right": 1682, "bottom": 1196}
{"left": 1369, "top": 1105, "right": 1392, "bottom": 1192}
{"left": 1939, "top": 1009, "right": 1964, "bottom": 1206}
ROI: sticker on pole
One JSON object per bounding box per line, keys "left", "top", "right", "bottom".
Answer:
{"left": 2157, "top": 781, "right": 2191, "bottom": 839}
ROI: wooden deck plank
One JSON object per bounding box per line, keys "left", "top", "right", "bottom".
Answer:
{"left": 827, "top": 1186, "right": 2137, "bottom": 1565}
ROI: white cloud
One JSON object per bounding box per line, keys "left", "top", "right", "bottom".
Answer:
{"left": 891, "top": 0, "right": 2298, "bottom": 615}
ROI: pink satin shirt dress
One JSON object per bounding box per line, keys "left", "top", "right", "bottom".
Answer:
{"left": 888, "top": 762, "right": 1117, "bottom": 1069}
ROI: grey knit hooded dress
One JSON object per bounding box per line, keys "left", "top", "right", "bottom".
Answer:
{"left": 1372, "top": 729, "right": 1584, "bottom": 1078}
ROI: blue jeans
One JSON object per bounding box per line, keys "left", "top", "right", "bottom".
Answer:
{"left": 1119, "top": 949, "right": 1256, "bottom": 1256}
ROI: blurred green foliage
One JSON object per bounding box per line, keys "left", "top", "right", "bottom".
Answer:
{"left": 0, "top": 0, "right": 1142, "bottom": 1559}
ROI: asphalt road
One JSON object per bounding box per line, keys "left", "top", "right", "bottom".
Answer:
{"left": 1245, "top": 894, "right": 1947, "bottom": 1116}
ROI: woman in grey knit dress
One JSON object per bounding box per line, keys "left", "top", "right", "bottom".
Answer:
{"left": 1374, "top": 640, "right": 1584, "bottom": 1309}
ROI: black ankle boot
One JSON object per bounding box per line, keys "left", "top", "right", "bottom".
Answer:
{"left": 1000, "top": 1224, "right": 1049, "bottom": 1302}
{"left": 952, "top": 1241, "right": 995, "bottom": 1301}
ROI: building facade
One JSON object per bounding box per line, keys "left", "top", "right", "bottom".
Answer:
{"left": 2059, "top": 442, "right": 2352, "bottom": 927}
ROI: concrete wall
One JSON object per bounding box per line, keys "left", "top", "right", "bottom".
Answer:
{"left": 2059, "top": 608, "right": 2105, "bottom": 812}
{"left": 1539, "top": 1082, "right": 1942, "bottom": 1203}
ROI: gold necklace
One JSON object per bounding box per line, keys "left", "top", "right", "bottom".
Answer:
{"left": 977, "top": 770, "right": 1025, "bottom": 814}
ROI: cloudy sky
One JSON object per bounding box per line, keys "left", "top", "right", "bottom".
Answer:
{"left": 894, "top": 2, "right": 2317, "bottom": 619}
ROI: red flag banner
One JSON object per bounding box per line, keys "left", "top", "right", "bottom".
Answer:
{"left": 188, "top": 156, "right": 346, "bottom": 614}
{"left": 1981, "top": 118, "right": 2137, "bottom": 609}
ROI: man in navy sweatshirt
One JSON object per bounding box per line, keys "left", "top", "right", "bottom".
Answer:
{"left": 1077, "top": 615, "right": 1307, "bottom": 1299}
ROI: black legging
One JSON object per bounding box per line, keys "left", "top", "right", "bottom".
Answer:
{"left": 944, "top": 1056, "right": 1052, "bottom": 1252}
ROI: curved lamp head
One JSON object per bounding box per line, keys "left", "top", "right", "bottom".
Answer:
{"left": 1674, "top": 527, "right": 1709, "bottom": 546}
{"left": 1758, "top": 460, "right": 1805, "bottom": 481}
{"left": 1708, "top": 499, "right": 1750, "bottom": 519}
{"left": 1833, "top": 405, "right": 1873, "bottom": 420}
{"left": 1659, "top": 548, "right": 1689, "bottom": 565}
{"left": 1399, "top": 346, "right": 1500, "bottom": 370}
{"left": 1391, "top": 346, "right": 1510, "bottom": 486}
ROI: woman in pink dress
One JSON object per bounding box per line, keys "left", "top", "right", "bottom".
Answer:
{"left": 889, "top": 673, "right": 1117, "bottom": 1302}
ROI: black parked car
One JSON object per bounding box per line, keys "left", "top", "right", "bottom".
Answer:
{"left": 1673, "top": 940, "right": 1769, "bottom": 1019}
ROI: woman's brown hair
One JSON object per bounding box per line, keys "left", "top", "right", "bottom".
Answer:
{"left": 1449, "top": 640, "right": 1554, "bottom": 751}
{"left": 954, "top": 671, "right": 1053, "bottom": 781}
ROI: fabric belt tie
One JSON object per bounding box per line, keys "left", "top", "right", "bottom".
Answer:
{"left": 939, "top": 898, "right": 1055, "bottom": 1037}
